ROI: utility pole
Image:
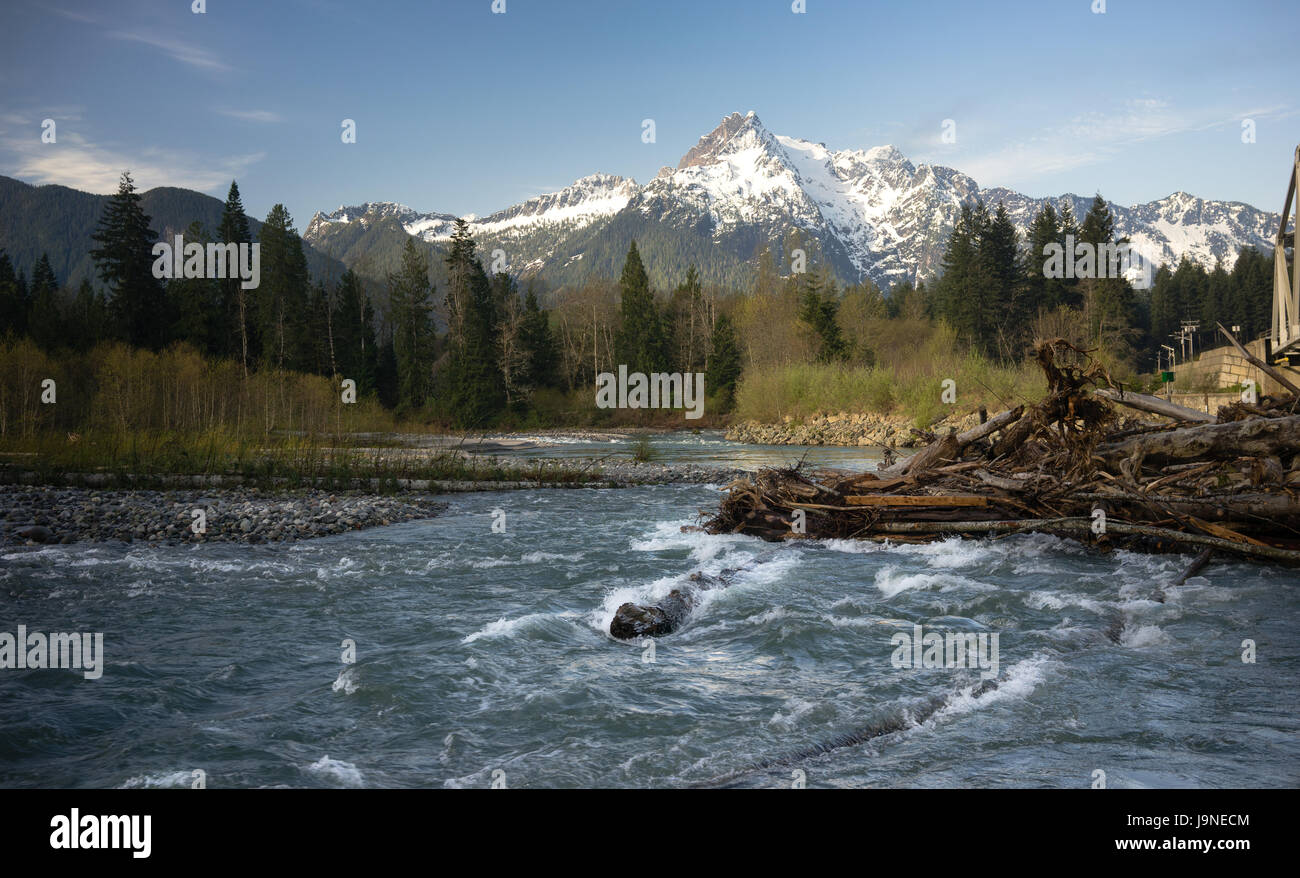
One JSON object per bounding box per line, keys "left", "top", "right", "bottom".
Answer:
{"left": 1181, "top": 321, "right": 1200, "bottom": 361}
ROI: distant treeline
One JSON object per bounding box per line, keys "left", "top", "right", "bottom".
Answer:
{"left": 0, "top": 173, "right": 1283, "bottom": 434}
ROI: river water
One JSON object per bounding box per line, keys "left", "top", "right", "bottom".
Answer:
{"left": 2, "top": 446, "right": 1298, "bottom": 788}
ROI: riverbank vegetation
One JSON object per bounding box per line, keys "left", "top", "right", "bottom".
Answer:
{"left": 0, "top": 173, "right": 1282, "bottom": 445}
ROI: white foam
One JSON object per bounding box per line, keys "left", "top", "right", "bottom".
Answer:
{"left": 873, "top": 566, "right": 988, "bottom": 598}
{"left": 332, "top": 666, "right": 359, "bottom": 694}
{"left": 520, "top": 551, "right": 584, "bottom": 563}
{"left": 1120, "top": 624, "right": 1171, "bottom": 648}
{"left": 307, "top": 756, "right": 364, "bottom": 787}
{"left": 931, "top": 656, "right": 1053, "bottom": 722}
{"left": 462, "top": 610, "right": 580, "bottom": 644}
{"left": 463, "top": 614, "right": 542, "bottom": 643}
{"left": 768, "top": 696, "right": 821, "bottom": 730}
{"left": 117, "top": 770, "right": 195, "bottom": 789}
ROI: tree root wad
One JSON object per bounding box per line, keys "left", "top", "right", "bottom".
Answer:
{"left": 704, "top": 339, "right": 1300, "bottom": 566}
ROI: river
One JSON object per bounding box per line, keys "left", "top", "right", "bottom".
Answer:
{"left": 2, "top": 438, "right": 1298, "bottom": 788}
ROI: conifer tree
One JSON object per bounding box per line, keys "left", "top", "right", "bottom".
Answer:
{"left": 1024, "top": 203, "right": 1064, "bottom": 311}
{"left": 257, "top": 204, "right": 310, "bottom": 371}
{"left": 218, "top": 181, "right": 254, "bottom": 370}
{"left": 979, "top": 201, "right": 1022, "bottom": 355}
{"left": 390, "top": 237, "right": 436, "bottom": 413}
{"left": 935, "top": 202, "right": 986, "bottom": 350}
{"left": 90, "top": 171, "right": 167, "bottom": 348}
{"left": 0, "top": 251, "right": 24, "bottom": 337}
{"left": 67, "top": 278, "right": 106, "bottom": 352}
{"left": 168, "top": 222, "right": 222, "bottom": 354}
{"left": 27, "top": 253, "right": 63, "bottom": 350}
{"left": 705, "top": 312, "right": 742, "bottom": 410}
{"left": 796, "top": 268, "right": 849, "bottom": 363}
{"left": 332, "top": 269, "right": 377, "bottom": 392}
{"left": 614, "top": 241, "right": 668, "bottom": 372}
{"left": 520, "top": 287, "right": 559, "bottom": 390}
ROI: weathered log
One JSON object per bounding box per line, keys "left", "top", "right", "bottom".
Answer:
{"left": 1072, "top": 491, "right": 1300, "bottom": 523}
{"left": 957, "top": 405, "right": 1024, "bottom": 444}
{"left": 878, "top": 431, "right": 961, "bottom": 478}
{"left": 860, "top": 517, "right": 1300, "bottom": 565}
{"left": 1097, "top": 415, "right": 1300, "bottom": 468}
{"left": 877, "top": 407, "right": 1023, "bottom": 478}
{"left": 1094, "top": 388, "right": 1215, "bottom": 423}
{"left": 974, "top": 469, "right": 1038, "bottom": 491}
{"left": 1172, "top": 548, "right": 1213, "bottom": 587}
{"left": 844, "top": 494, "right": 991, "bottom": 507}
{"left": 991, "top": 407, "right": 1042, "bottom": 458}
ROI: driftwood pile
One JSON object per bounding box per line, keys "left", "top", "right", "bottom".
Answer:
{"left": 705, "top": 337, "right": 1300, "bottom": 566}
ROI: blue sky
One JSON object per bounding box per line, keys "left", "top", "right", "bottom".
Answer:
{"left": 2, "top": 0, "right": 1297, "bottom": 229}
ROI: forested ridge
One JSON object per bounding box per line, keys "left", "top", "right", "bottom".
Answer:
{"left": 0, "top": 173, "right": 1282, "bottom": 435}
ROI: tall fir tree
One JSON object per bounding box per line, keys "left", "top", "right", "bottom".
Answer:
{"left": 90, "top": 171, "right": 167, "bottom": 349}
{"left": 27, "top": 253, "right": 63, "bottom": 350}
{"left": 0, "top": 251, "right": 25, "bottom": 337}
{"left": 979, "top": 201, "right": 1022, "bottom": 356}
{"left": 520, "top": 287, "right": 559, "bottom": 391}
{"left": 168, "top": 222, "right": 223, "bottom": 354}
{"left": 390, "top": 237, "right": 436, "bottom": 413}
{"left": 332, "top": 269, "right": 378, "bottom": 393}
{"left": 795, "top": 267, "right": 849, "bottom": 363}
{"left": 257, "top": 204, "right": 310, "bottom": 371}
{"left": 705, "top": 312, "right": 742, "bottom": 410}
{"left": 614, "top": 241, "right": 668, "bottom": 372}
{"left": 218, "top": 181, "right": 253, "bottom": 371}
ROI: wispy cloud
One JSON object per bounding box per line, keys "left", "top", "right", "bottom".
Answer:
{"left": 49, "top": 6, "right": 97, "bottom": 25}
{"left": 45, "top": 5, "right": 231, "bottom": 73}
{"left": 1, "top": 130, "right": 263, "bottom": 194}
{"left": 215, "top": 108, "right": 282, "bottom": 123}
{"left": 107, "top": 30, "right": 229, "bottom": 72}
{"left": 913, "top": 99, "right": 1297, "bottom": 190}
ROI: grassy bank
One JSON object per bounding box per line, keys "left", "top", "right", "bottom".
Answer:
{"left": 0, "top": 429, "right": 593, "bottom": 490}
{"left": 732, "top": 331, "right": 1046, "bottom": 427}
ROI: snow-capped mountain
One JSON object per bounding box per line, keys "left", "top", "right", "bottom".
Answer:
{"left": 304, "top": 112, "right": 1279, "bottom": 290}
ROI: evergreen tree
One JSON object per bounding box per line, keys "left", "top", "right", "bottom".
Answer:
{"left": 1057, "top": 201, "right": 1083, "bottom": 308}
{"left": 935, "top": 201, "right": 991, "bottom": 352}
{"left": 1024, "top": 203, "right": 1064, "bottom": 311}
{"left": 440, "top": 222, "right": 505, "bottom": 424}
{"left": 614, "top": 241, "right": 669, "bottom": 372}
{"left": 27, "top": 253, "right": 63, "bottom": 350}
{"left": 89, "top": 171, "right": 167, "bottom": 348}
{"left": 705, "top": 312, "right": 742, "bottom": 410}
{"left": 305, "top": 280, "right": 332, "bottom": 376}
{"left": 376, "top": 336, "right": 399, "bottom": 409}
{"left": 1079, "top": 194, "right": 1138, "bottom": 357}
{"left": 390, "top": 237, "right": 436, "bottom": 413}
{"left": 795, "top": 268, "right": 849, "bottom": 363}
{"left": 66, "top": 278, "right": 107, "bottom": 352}
{"left": 1078, "top": 194, "right": 1115, "bottom": 246}
{"left": 332, "top": 269, "right": 377, "bottom": 392}
{"left": 218, "top": 181, "right": 253, "bottom": 369}
{"left": 168, "top": 222, "right": 223, "bottom": 354}
{"left": 0, "top": 251, "right": 25, "bottom": 337}
{"left": 979, "top": 202, "right": 1022, "bottom": 355}
{"left": 520, "top": 287, "right": 559, "bottom": 391}
{"left": 257, "top": 204, "right": 310, "bottom": 371}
